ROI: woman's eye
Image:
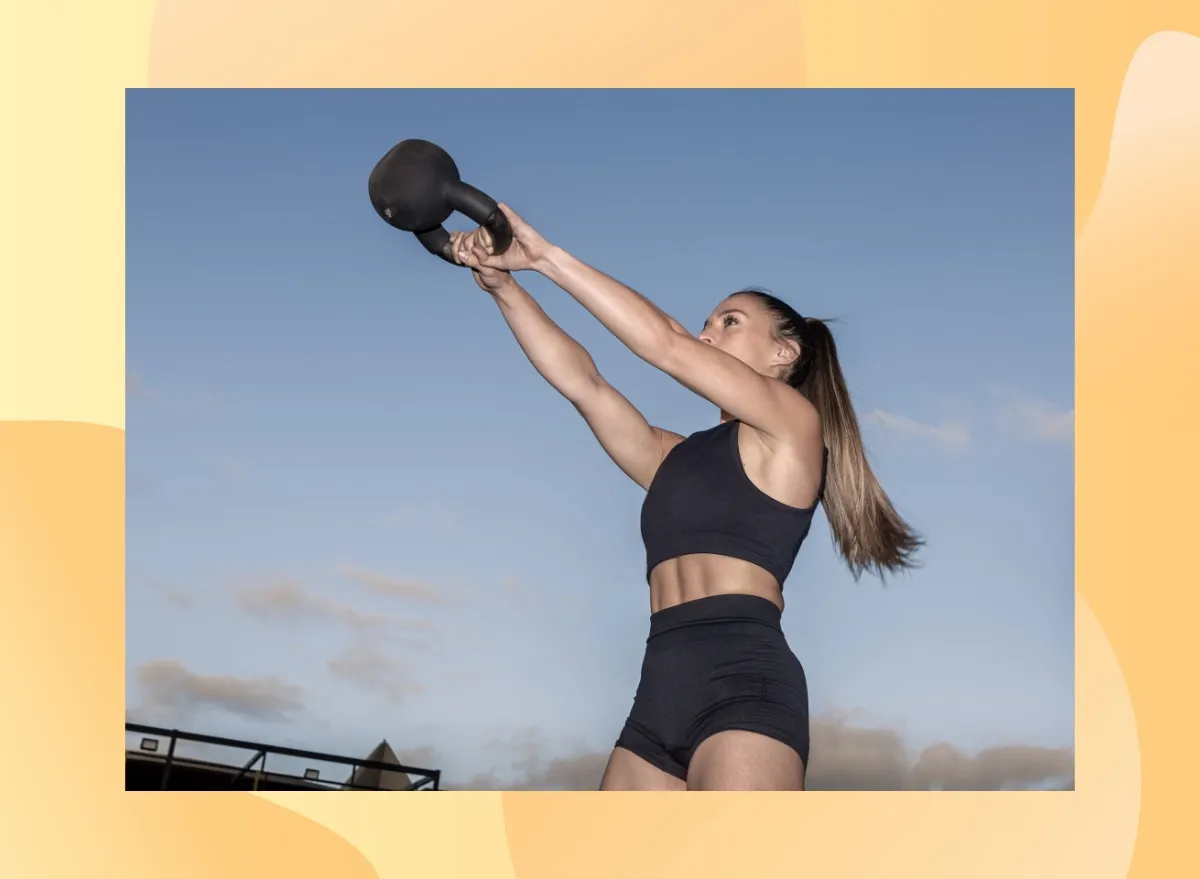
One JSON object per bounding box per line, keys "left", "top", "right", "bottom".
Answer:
{"left": 723, "top": 314, "right": 737, "bottom": 327}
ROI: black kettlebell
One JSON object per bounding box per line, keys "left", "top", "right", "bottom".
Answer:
{"left": 367, "top": 139, "right": 512, "bottom": 265}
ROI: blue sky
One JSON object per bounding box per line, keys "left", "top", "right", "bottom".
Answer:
{"left": 125, "top": 89, "right": 1074, "bottom": 790}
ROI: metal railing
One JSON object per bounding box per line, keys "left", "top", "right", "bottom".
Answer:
{"left": 126, "top": 722, "right": 440, "bottom": 791}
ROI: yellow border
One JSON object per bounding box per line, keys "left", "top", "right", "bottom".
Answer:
{"left": 3, "top": 1, "right": 1198, "bottom": 876}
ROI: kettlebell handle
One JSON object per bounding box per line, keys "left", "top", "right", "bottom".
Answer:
{"left": 416, "top": 182, "right": 514, "bottom": 265}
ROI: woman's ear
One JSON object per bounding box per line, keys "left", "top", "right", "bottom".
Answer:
{"left": 774, "top": 338, "right": 801, "bottom": 372}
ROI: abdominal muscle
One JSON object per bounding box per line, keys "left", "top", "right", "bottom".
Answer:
{"left": 648, "top": 553, "right": 784, "bottom": 614}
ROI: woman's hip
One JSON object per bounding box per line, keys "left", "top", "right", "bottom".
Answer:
{"left": 631, "top": 594, "right": 808, "bottom": 711}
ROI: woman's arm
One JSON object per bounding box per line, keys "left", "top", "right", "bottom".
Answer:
{"left": 536, "top": 248, "right": 689, "bottom": 358}
{"left": 534, "top": 246, "right": 810, "bottom": 441}
{"left": 480, "top": 272, "right": 681, "bottom": 490}
{"left": 454, "top": 206, "right": 810, "bottom": 443}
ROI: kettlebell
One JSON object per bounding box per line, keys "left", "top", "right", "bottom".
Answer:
{"left": 368, "top": 139, "right": 512, "bottom": 265}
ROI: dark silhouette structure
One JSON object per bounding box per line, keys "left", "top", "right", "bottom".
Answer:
{"left": 125, "top": 722, "right": 441, "bottom": 791}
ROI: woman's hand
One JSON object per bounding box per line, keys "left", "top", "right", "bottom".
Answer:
{"left": 456, "top": 203, "right": 554, "bottom": 274}
{"left": 449, "top": 230, "right": 516, "bottom": 296}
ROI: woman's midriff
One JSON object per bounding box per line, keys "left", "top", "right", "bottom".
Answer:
{"left": 648, "top": 553, "right": 784, "bottom": 614}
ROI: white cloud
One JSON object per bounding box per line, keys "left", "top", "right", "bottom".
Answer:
{"left": 130, "top": 659, "right": 307, "bottom": 724}
{"left": 147, "top": 578, "right": 197, "bottom": 610}
{"left": 865, "top": 409, "right": 971, "bottom": 447}
{"left": 338, "top": 564, "right": 457, "bottom": 605}
{"left": 328, "top": 643, "right": 424, "bottom": 704}
{"left": 435, "top": 715, "right": 1072, "bottom": 790}
{"left": 233, "top": 578, "right": 394, "bottom": 631}
{"left": 991, "top": 387, "right": 1074, "bottom": 443}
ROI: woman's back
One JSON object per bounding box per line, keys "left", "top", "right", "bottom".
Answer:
{"left": 643, "top": 419, "right": 827, "bottom": 613}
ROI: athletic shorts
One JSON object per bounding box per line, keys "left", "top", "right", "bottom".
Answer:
{"left": 614, "top": 592, "right": 810, "bottom": 781}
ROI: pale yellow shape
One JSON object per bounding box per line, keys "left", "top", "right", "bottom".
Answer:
{"left": 0, "top": 1, "right": 155, "bottom": 428}
{"left": 2, "top": 0, "right": 1191, "bottom": 874}
{"left": 1070, "top": 596, "right": 1142, "bottom": 876}
{"left": 145, "top": 0, "right": 807, "bottom": 87}
{"left": 1074, "top": 30, "right": 1200, "bottom": 876}
{"left": 256, "top": 791, "right": 517, "bottom": 879}
{"left": 1087, "top": 30, "right": 1200, "bottom": 201}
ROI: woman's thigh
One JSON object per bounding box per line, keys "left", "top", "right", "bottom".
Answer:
{"left": 599, "top": 746, "right": 687, "bottom": 791}
{"left": 686, "top": 730, "right": 805, "bottom": 791}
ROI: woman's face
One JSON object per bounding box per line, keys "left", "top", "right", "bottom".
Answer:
{"left": 697, "top": 294, "right": 792, "bottom": 378}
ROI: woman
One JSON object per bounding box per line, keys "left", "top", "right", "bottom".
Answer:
{"left": 449, "top": 205, "right": 922, "bottom": 791}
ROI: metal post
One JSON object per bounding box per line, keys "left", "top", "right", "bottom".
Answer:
{"left": 160, "top": 733, "right": 178, "bottom": 790}
{"left": 230, "top": 749, "right": 266, "bottom": 787}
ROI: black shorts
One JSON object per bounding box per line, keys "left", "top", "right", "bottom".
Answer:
{"left": 614, "top": 593, "right": 810, "bottom": 781}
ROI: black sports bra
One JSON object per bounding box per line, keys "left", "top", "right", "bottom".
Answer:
{"left": 639, "top": 419, "right": 827, "bottom": 587}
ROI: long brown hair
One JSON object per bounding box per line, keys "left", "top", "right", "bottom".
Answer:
{"left": 740, "top": 288, "right": 923, "bottom": 580}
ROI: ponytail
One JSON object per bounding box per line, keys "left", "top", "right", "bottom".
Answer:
{"left": 739, "top": 289, "right": 923, "bottom": 580}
